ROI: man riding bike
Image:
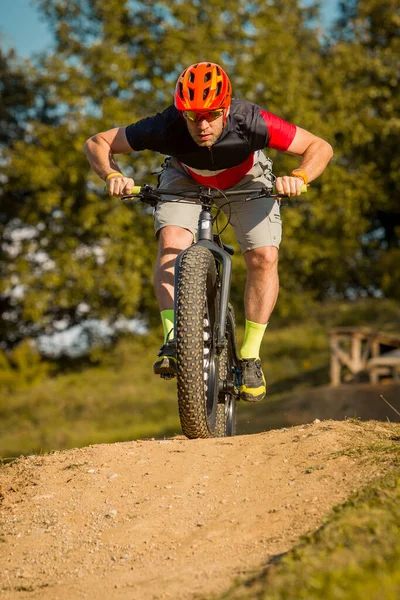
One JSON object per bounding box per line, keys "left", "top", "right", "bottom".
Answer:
{"left": 84, "top": 62, "right": 333, "bottom": 403}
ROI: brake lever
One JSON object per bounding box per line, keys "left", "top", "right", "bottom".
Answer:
{"left": 122, "top": 184, "right": 162, "bottom": 207}
{"left": 244, "top": 186, "right": 274, "bottom": 202}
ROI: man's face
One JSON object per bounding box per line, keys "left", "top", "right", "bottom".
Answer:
{"left": 183, "top": 109, "right": 228, "bottom": 148}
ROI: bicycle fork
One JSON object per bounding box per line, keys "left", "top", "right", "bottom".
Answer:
{"left": 173, "top": 205, "right": 232, "bottom": 354}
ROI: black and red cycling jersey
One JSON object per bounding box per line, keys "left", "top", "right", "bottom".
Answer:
{"left": 125, "top": 98, "right": 296, "bottom": 189}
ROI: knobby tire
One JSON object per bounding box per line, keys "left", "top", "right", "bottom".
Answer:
{"left": 176, "top": 245, "right": 222, "bottom": 439}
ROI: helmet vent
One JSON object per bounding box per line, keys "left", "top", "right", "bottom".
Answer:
{"left": 204, "top": 72, "right": 211, "bottom": 83}
{"left": 216, "top": 82, "right": 222, "bottom": 96}
{"left": 189, "top": 88, "right": 194, "bottom": 101}
{"left": 178, "top": 82, "right": 184, "bottom": 99}
{"left": 189, "top": 71, "right": 195, "bottom": 83}
{"left": 203, "top": 88, "right": 210, "bottom": 101}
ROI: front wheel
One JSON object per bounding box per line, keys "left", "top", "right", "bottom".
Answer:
{"left": 176, "top": 245, "right": 221, "bottom": 439}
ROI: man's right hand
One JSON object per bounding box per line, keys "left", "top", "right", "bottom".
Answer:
{"left": 106, "top": 175, "right": 135, "bottom": 196}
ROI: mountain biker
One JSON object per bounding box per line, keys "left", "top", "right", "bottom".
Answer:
{"left": 84, "top": 62, "right": 333, "bottom": 403}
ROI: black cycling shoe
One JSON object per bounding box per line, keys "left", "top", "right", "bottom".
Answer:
{"left": 239, "top": 358, "right": 266, "bottom": 402}
{"left": 153, "top": 339, "right": 177, "bottom": 379}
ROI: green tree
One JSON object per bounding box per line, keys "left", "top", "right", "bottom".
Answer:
{"left": 8, "top": 1, "right": 396, "bottom": 344}
{"left": 0, "top": 48, "right": 36, "bottom": 144}
{"left": 264, "top": 0, "right": 399, "bottom": 315}
{"left": 0, "top": 48, "right": 45, "bottom": 345}
{"left": 318, "top": 0, "right": 400, "bottom": 297}
{"left": 1, "top": 0, "right": 325, "bottom": 346}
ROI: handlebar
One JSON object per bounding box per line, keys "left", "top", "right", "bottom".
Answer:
{"left": 121, "top": 183, "right": 307, "bottom": 207}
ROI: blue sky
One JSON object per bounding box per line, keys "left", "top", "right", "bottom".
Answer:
{"left": 0, "top": 0, "right": 54, "bottom": 57}
{"left": 0, "top": 0, "right": 341, "bottom": 58}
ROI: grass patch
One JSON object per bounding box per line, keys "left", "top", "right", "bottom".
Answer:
{"left": 0, "top": 331, "right": 181, "bottom": 458}
{"left": 328, "top": 437, "right": 400, "bottom": 467}
{"left": 1, "top": 318, "right": 332, "bottom": 457}
{"left": 217, "top": 470, "right": 400, "bottom": 600}
{"left": 1, "top": 299, "right": 399, "bottom": 457}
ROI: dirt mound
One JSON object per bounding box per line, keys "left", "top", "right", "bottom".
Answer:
{"left": 0, "top": 419, "right": 397, "bottom": 600}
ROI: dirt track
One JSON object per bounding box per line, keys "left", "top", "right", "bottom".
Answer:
{"left": 0, "top": 419, "right": 397, "bottom": 600}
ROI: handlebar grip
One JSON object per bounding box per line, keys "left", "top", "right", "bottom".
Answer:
{"left": 301, "top": 184, "right": 308, "bottom": 194}
{"left": 131, "top": 186, "right": 142, "bottom": 195}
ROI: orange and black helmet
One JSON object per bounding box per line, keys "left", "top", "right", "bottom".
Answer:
{"left": 174, "top": 62, "right": 232, "bottom": 111}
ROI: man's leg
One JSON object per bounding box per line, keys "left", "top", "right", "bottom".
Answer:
{"left": 154, "top": 225, "right": 194, "bottom": 312}
{"left": 239, "top": 245, "right": 279, "bottom": 401}
{"left": 153, "top": 225, "right": 193, "bottom": 376}
{"left": 243, "top": 245, "right": 279, "bottom": 325}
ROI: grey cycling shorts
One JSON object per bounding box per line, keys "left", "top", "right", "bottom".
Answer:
{"left": 153, "top": 151, "right": 282, "bottom": 253}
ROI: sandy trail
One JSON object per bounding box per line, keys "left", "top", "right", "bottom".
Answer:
{"left": 0, "top": 419, "right": 396, "bottom": 600}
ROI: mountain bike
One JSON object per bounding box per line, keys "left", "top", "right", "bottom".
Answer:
{"left": 121, "top": 183, "right": 305, "bottom": 440}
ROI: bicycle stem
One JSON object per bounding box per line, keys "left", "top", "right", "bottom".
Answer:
{"left": 197, "top": 207, "right": 214, "bottom": 243}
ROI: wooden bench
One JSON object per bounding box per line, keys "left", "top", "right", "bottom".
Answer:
{"left": 367, "top": 349, "right": 400, "bottom": 384}
{"left": 329, "top": 327, "right": 400, "bottom": 386}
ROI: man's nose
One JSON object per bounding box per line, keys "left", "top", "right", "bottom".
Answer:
{"left": 197, "top": 116, "right": 208, "bottom": 128}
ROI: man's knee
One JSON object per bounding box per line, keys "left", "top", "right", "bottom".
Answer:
{"left": 244, "top": 246, "right": 279, "bottom": 272}
{"left": 157, "top": 225, "right": 193, "bottom": 253}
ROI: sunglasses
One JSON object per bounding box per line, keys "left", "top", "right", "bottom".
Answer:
{"left": 183, "top": 109, "right": 224, "bottom": 123}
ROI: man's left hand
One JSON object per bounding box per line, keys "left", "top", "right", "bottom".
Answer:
{"left": 275, "top": 176, "right": 304, "bottom": 196}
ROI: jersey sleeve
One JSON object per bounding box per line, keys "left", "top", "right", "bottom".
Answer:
{"left": 260, "top": 110, "right": 296, "bottom": 152}
{"left": 125, "top": 113, "right": 167, "bottom": 152}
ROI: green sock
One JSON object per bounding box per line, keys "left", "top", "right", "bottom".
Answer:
{"left": 161, "top": 309, "right": 174, "bottom": 343}
{"left": 240, "top": 319, "right": 268, "bottom": 359}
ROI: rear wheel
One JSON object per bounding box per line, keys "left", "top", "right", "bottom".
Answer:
{"left": 176, "top": 245, "right": 221, "bottom": 439}
{"left": 215, "top": 305, "right": 238, "bottom": 437}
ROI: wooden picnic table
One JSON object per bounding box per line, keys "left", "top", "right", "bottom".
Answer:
{"left": 329, "top": 327, "right": 400, "bottom": 386}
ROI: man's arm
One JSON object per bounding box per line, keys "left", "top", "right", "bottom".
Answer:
{"left": 84, "top": 127, "right": 135, "bottom": 196}
{"left": 275, "top": 126, "right": 333, "bottom": 196}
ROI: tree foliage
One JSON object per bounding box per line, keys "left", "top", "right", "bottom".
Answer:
{"left": 320, "top": 0, "right": 400, "bottom": 297}
{"left": 0, "top": 0, "right": 398, "bottom": 349}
